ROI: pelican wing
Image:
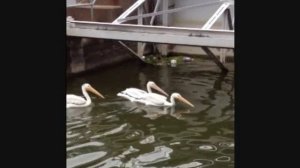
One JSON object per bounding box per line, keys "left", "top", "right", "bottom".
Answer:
{"left": 117, "top": 87, "right": 168, "bottom": 107}
{"left": 134, "top": 93, "right": 166, "bottom": 106}
{"left": 66, "top": 94, "right": 86, "bottom": 105}
{"left": 117, "top": 88, "right": 148, "bottom": 100}
{"left": 147, "top": 93, "right": 167, "bottom": 100}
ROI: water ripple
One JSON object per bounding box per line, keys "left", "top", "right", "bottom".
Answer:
{"left": 126, "top": 146, "right": 173, "bottom": 166}
{"left": 90, "top": 123, "right": 128, "bottom": 139}
{"left": 67, "top": 58, "right": 234, "bottom": 167}
{"left": 67, "top": 151, "right": 107, "bottom": 168}
{"left": 67, "top": 141, "right": 104, "bottom": 152}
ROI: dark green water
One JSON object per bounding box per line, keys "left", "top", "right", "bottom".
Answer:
{"left": 66, "top": 58, "right": 234, "bottom": 168}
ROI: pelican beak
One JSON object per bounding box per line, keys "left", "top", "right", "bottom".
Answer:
{"left": 151, "top": 83, "right": 169, "bottom": 96}
{"left": 86, "top": 86, "right": 105, "bottom": 99}
{"left": 176, "top": 95, "right": 194, "bottom": 108}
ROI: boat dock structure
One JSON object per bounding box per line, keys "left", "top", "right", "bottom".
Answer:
{"left": 66, "top": 0, "right": 234, "bottom": 73}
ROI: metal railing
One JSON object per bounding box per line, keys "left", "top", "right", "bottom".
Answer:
{"left": 67, "top": 0, "right": 98, "bottom": 21}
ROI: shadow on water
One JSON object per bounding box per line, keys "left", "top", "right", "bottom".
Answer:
{"left": 67, "top": 58, "right": 234, "bottom": 168}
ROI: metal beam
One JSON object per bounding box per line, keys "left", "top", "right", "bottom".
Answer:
{"left": 117, "top": 1, "right": 221, "bottom": 23}
{"left": 140, "top": 0, "right": 162, "bottom": 56}
{"left": 118, "top": 41, "right": 144, "bottom": 60}
{"left": 150, "top": 0, "right": 161, "bottom": 25}
{"left": 161, "top": 0, "right": 169, "bottom": 56}
{"left": 67, "top": 3, "right": 91, "bottom": 8}
{"left": 67, "top": 21, "right": 234, "bottom": 48}
{"left": 219, "top": 8, "right": 229, "bottom": 63}
{"left": 112, "top": 0, "right": 147, "bottom": 60}
{"left": 202, "top": 3, "right": 230, "bottom": 30}
{"left": 112, "top": 0, "right": 146, "bottom": 24}
{"left": 202, "top": 47, "right": 228, "bottom": 72}
{"left": 137, "top": 4, "right": 144, "bottom": 57}
{"left": 227, "top": 9, "right": 234, "bottom": 30}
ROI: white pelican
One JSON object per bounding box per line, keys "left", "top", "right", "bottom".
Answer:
{"left": 117, "top": 81, "right": 169, "bottom": 102}
{"left": 67, "top": 83, "right": 104, "bottom": 108}
{"left": 134, "top": 92, "right": 194, "bottom": 108}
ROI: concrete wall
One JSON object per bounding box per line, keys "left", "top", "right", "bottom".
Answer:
{"left": 66, "top": 0, "right": 138, "bottom": 76}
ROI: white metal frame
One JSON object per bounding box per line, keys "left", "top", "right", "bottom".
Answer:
{"left": 66, "top": 0, "right": 235, "bottom": 72}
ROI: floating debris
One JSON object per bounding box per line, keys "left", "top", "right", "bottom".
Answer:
{"left": 170, "top": 59, "right": 177, "bottom": 67}
{"left": 183, "top": 56, "right": 194, "bottom": 62}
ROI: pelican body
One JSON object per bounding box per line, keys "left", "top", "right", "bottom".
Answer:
{"left": 135, "top": 92, "right": 194, "bottom": 108}
{"left": 117, "top": 81, "right": 169, "bottom": 102}
{"left": 67, "top": 83, "right": 104, "bottom": 108}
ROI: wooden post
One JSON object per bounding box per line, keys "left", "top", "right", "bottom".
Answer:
{"left": 137, "top": 5, "right": 144, "bottom": 57}
{"left": 140, "top": 0, "right": 161, "bottom": 55}
{"left": 69, "top": 37, "right": 86, "bottom": 73}
{"left": 161, "top": 0, "right": 169, "bottom": 56}
{"left": 220, "top": 9, "right": 229, "bottom": 63}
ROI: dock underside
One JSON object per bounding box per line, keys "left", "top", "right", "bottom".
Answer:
{"left": 67, "top": 21, "right": 234, "bottom": 49}
{"left": 66, "top": 0, "right": 234, "bottom": 72}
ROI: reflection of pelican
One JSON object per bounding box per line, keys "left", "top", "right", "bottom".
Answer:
{"left": 67, "top": 105, "right": 93, "bottom": 121}
{"left": 135, "top": 93, "right": 194, "bottom": 108}
{"left": 67, "top": 83, "right": 104, "bottom": 108}
{"left": 142, "top": 106, "right": 191, "bottom": 120}
{"left": 140, "top": 105, "right": 169, "bottom": 120}
{"left": 117, "top": 81, "right": 168, "bottom": 102}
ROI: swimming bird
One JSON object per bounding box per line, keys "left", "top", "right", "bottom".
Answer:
{"left": 67, "top": 83, "right": 104, "bottom": 108}
{"left": 117, "top": 81, "right": 169, "bottom": 102}
{"left": 134, "top": 92, "right": 194, "bottom": 108}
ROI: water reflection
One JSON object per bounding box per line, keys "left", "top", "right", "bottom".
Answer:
{"left": 136, "top": 105, "right": 191, "bottom": 120}
{"left": 67, "top": 105, "right": 93, "bottom": 121}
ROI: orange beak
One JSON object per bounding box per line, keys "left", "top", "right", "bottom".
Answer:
{"left": 176, "top": 95, "right": 194, "bottom": 108}
{"left": 151, "top": 83, "right": 169, "bottom": 96}
{"left": 86, "top": 86, "right": 105, "bottom": 99}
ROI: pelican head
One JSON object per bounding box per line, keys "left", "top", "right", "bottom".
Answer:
{"left": 173, "top": 93, "right": 194, "bottom": 108}
{"left": 82, "top": 83, "right": 105, "bottom": 99}
{"left": 147, "top": 81, "right": 169, "bottom": 96}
